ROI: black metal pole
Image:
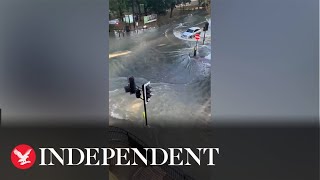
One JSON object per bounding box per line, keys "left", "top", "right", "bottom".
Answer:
{"left": 194, "top": 40, "right": 198, "bottom": 56}
{"left": 142, "top": 85, "right": 148, "bottom": 126}
{"left": 132, "top": 0, "right": 136, "bottom": 30}
{"left": 203, "top": 31, "right": 206, "bottom": 45}
{"left": 143, "top": 100, "right": 148, "bottom": 126}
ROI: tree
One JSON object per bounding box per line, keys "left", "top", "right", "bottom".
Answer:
{"left": 169, "top": 1, "right": 176, "bottom": 18}
{"left": 136, "top": 0, "right": 142, "bottom": 20}
{"left": 140, "top": 0, "right": 190, "bottom": 16}
{"left": 198, "top": 0, "right": 203, "bottom": 9}
{"left": 137, "top": 0, "right": 148, "bottom": 15}
{"left": 109, "top": 0, "right": 127, "bottom": 20}
{"left": 176, "top": 0, "right": 190, "bottom": 11}
{"left": 145, "top": 0, "right": 167, "bottom": 15}
{"left": 164, "top": 0, "right": 177, "bottom": 18}
{"left": 130, "top": 0, "right": 136, "bottom": 28}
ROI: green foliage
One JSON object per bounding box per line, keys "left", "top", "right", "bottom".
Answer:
{"left": 145, "top": 0, "right": 167, "bottom": 14}
{"left": 109, "top": 0, "right": 191, "bottom": 18}
{"left": 109, "top": 0, "right": 128, "bottom": 18}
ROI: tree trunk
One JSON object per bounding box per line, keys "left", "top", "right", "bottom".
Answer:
{"left": 131, "top": 0, "right": 135, "bottom": 29}
{"left": 119, "top": 6, "right": 123, "bottom": 20}
{"left": 136, "top": 0, "right": 141, "bottom": 21}
{"left": 144, "top": 4, "right": 147, "bottom": 16}
{"left": 170, "top": 7, "right": 173, "bottom": 18}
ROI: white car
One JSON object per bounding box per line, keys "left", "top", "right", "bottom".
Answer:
{"left": 181, "top": 27, "right": 201, "bottom": 39}
{"left": 109, "top": 19, "right": 119, "bottom": 25}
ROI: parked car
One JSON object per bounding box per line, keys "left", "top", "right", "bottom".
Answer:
{"left": 109, "top": 19, "right": 119, "bottom": 25}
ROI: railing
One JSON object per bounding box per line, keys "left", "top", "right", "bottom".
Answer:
{"left": 108, "top": 126, "right": 194, "bottom": 180}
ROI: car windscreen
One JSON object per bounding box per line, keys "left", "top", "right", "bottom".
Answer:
{"left": 186, "top": 29, "right": 194, "bottom": 33}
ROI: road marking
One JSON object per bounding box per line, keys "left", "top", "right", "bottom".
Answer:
{"left": 109, "top": 50, "right": 132, "bottom": 59}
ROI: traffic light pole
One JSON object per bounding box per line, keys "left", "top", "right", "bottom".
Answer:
{"left": 142, "top": 81, "right": 150, "bottom": 126}
{"left": 143, "top": 90, "right": 148, "bottom": 126}
{"left": 125, "top": 77, "right": 151, "bottom": 127}
{"left": 194, "top": 40, "right": 198, "bottom": 57}
{"left": 203, "top": 22, "right": 209, "bottom": 45}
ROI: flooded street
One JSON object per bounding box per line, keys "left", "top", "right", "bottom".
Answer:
{"left": 109, "top": 13, "right": 211, "bottom": 127}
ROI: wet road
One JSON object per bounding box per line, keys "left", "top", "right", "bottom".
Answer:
{"left": 109, "top": 13, "right": 211, "bottom": 127}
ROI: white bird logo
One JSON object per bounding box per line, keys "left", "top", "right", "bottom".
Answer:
{"left": 14, "top": 148, "right": 32, "bottom": 165}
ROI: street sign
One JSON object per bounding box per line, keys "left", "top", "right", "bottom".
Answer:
{"left": 194, "top": 34, "right": 200, "bottom": 56}
{"left": 195, "top": 33, "right": 200, "bottom": 40}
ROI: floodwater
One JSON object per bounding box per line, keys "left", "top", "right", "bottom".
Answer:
{"left": 109, "top": 13, "right": 211, "bottom": 127}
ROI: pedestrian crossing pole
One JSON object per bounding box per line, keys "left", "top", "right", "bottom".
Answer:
{"left": 142, "top": 81, "right": 151, "bottom": 126}
{"left": 124, "top": 77, "right": 152, "bottom": 127}
{"left": 194, "top": 33, "right": 200, "bottom": 56}
{"left": 194, "top": 41, "right": 198, "bottom": 57}
{"left": 142, "top": 85, "right": 148, "bottom": 126}
{"left": 203, "top": 22, "right": 209, "bottom": 45}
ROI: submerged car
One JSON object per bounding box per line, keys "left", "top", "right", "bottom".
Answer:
{"left": 181, "top": 27, "right": 201, "bottom": 39}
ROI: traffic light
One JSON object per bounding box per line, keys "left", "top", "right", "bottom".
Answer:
{"left": 145, "top": 85, "right": 152, "bottom": 101}
{"left": 124, "top": 76, "right": 136, "bottom": 94}
{"left": 124, "top": 78, "right": 153, "bottom": 126}
{"left": 135, "top": 89, "right": 141, "bottom": 98}
{"left": 142, "top": 82, "right": 152, "bottom": 103}
{"left": 203, "top": 22, "right": 209, "bottom": 31}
